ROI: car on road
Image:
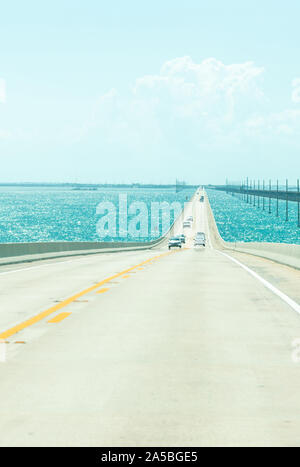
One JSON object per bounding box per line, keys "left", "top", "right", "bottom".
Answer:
{"left": 187, "top": 216, "right": 193, "bottom": 222}
{"left": 200, "top": 196, "right": 205, "bottom": 203}
{"left": 183, "top": 221, "right": 192, "bottom": 228}
{"left": 168, "top": 237, "right": 182, "bottom": 250}
{"left": 194, "top": 232, "right": 206, "bottom": 247}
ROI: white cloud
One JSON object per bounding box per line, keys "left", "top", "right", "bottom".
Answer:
{"left": 292, "top": 78, "right": 300, "bottom": 103}
{"left": 57, "top": 56, "right": 300, "bottom": 178}
{"left": 0, "top": 79, "right": 6, "bottom": 103}
{"left": 77, "top": 56, "right": 300, "bottom": 161}
{"left": 80, "top": 56, "right": 266, "bottom": 153}
{"left": 134, "top": 56, "right": 265, "bottom": 122}
{"left": 162, "top": 56, "right": 264, "bottom": 95}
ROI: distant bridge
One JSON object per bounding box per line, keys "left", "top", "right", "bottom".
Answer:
{"left": 208, "top": 180, "right": 300, "bottom": 226}
{"left": 210, "top": 184, "right": 300, "bottom": 202}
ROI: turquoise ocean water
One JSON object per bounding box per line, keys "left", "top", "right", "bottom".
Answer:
{"left": 207, "top": 189, "right": 300, "bottom": 245}
{"left": 0, "top": 186, "right": 194, "bottom": 243}
{"left": 1, "top": 186, "right": 299, "bottom": 245}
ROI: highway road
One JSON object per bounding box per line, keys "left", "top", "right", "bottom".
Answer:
{"left": 0, "top": 192, "right": 300, "bottom": 446}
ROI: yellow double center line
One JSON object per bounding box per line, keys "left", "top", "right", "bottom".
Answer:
{"left": 0, "top": 251, "right": 176, "bottom": 340}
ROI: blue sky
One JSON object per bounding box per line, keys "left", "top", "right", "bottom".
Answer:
{"left": 0, "top": 0, "right": 300, "bottom": 184}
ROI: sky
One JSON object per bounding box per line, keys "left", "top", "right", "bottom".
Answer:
{"left": 0, "top": 0, "right": 300, "bottom": 185}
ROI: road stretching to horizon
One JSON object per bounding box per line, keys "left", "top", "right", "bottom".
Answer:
{"left": 0, "top": 192, "right": 300, "bottom": 446}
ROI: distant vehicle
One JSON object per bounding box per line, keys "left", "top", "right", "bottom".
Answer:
{"left": 183, "top": 221, "right": 191, "bottom": 228}
{"left": 194, "top": 232, "right": 206, "bottom": 247}
{"left": 168, "top": 237, "right": 182, "bottom": 250}
{"left": 187, "top": 216, "right": 193, "bottom": 222}
{"left": 179, "top": 234, "right": 186, "bottom": 244}
{"left": 200, "top": 196, "right": 205, "bottom": 203}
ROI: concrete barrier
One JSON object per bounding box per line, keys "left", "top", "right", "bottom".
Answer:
{"left": 227, "top": 242, "right": 300, "bottom": 270}
{"left": 0, "top": 240, "right": 169, "bottom": 266}
{"left": 0, "top": 240, "right": 162, "bottom": 266}
{"left": 206, "top": 193, "right": 300, "bottom": 270}
{"left": 0, "top": 240, "right": 159, "bottom": 259}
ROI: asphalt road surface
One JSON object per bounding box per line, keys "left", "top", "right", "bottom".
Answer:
{"left": 0, "top": 192, "right": 300, "bottom": 447}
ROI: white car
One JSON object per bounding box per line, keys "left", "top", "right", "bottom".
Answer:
{"left": 183, "top": 221, "right": 191, "bottom": 228}
{"left": 194, "top": 232, "right": 206, "bottom": 247}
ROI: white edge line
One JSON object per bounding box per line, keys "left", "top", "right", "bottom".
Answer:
{"left": 0, "top": 248, "right": 162, "bottom": 277}
{"left": 218, "top": 250, "right": 300, "bottom": 315}
{"left": 0, "top": 259, "right": 79, "bottom": 276}
{"left": 204, "top": 191, "right": 300, "bottom": 314}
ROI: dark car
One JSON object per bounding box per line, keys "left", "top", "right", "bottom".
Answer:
{"left": 168, "top": 237, "right": 182, "bottom": 250}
